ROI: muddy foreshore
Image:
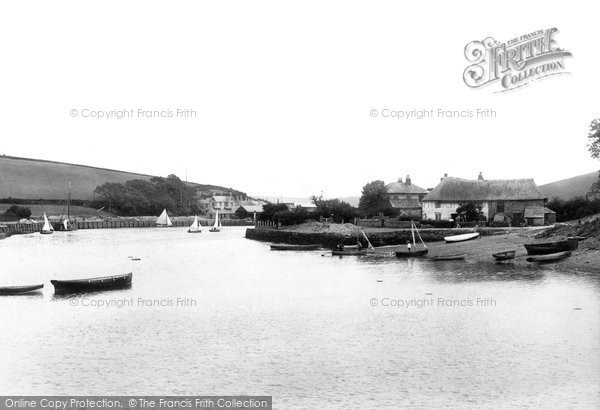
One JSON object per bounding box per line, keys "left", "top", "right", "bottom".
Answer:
{"left": 246, "top": 223, "right": 600, "bottom": 273}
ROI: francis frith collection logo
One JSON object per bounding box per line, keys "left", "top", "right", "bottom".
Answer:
{"left": 463, "top": 28, "right": 572, "bottom": 92}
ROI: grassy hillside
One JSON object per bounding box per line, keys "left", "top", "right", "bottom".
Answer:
{"left": 0, "top": 155, "right": 244, "bottom": 201}
{"left": 540, "top": 171, "right": 599, "bottom": 200}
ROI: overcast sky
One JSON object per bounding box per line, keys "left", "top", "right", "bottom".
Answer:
{"left": 1, "top": 1, "right": 598, "bottom": 198}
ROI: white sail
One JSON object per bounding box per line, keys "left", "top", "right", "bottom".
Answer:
{"left": 42, "top": 213, "right": 52, "bottom": 232}
{"left": 157, "top": 209, "right": 172, "bottom": 226}
{"left": 63, "top": 220, "right": 69, "bottom": 230}
{"left": 213, "top": 211, "right": 219, "bottom": 228}
{"left": 189, "top": 216, "right": 200, "bottom": 231}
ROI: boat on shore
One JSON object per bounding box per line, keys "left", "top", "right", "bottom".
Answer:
{"left": 395, "top": 221, "right": 429, "bottom": 258}
{"left": 526, "top": 251, "right": 571, "bottom": 263}
{"left": 271, "top": 244, "right": 320, "bottom": 251}
{"left": 0, "top": 284, "right": 44, "bottom": 295}
{"left": 492, "top": 250, "right": 516, "bottom": 261}
{"left": 156, "top": 209, "right": 173, "bottom": 227}
{"left": 332, "top": 249, "right": 369, "bottom": 256}
{"left": 51, "top": 272, "right": 133, "bottom": 294}
{"left": 40, "top": 213, "right": 53, "bottom": 234}
{"left": 444, "top": 232, "right": 480, "bottom": 243}
{"left": 428, "top": 254, "right": 466, "bottom": 261}
{"left": 209, "top": 211, "right": 221, "bottom": 232}
{"left": 524, "top": 239, "right": 578, "bottom": 255}
{"left": 188, "top": 216, "right": 202, "bottom": 233}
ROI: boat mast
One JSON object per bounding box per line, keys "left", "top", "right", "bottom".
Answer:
{"left": 411, "top": 221, "right": 416, "bottom": 246}
{"left": 67, "top": 180, "right": 71, "bottom": 220}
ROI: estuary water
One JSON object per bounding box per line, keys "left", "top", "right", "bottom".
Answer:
{"left": 0, "top": 227, "right": 599, "bottom": 409}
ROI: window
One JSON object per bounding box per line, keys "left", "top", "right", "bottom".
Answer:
{"left": 435, "top": 213, "right": 442, "bottom": 221}
{"left": 497, "top": 201, "right": 505, "bottom": 213}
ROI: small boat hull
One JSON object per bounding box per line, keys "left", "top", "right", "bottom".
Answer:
{"left": 567, "top": 236, "right": 587, "bottom": 241}
{"left": 40, "top": 230, "right": 53, "bottom": 235}
{"left": 428, "top": 254, "right": 466, "bottom": 261}
{"left": 0, "top": 284, "right": 44, "bottom": 295}
{"left": 444, "top": 232, "right": 480, "bottom": 243}
{"left": 271, "top": 244, "right": 320, "bottom": 251}
{"left": 209, "top": 228, "right": 221, "bottom": 232}
{"left": 187, "top": 230, "right": 202, "bottom": 233}
{"left": 492, "top": 250, "right": 516, "bottom": 261}
{"left": 524, "top": 239, "right": 578, "bottom": 255}
{"left": 526, "top": 251, "right": 571, "bottom": 263}
{"left": 395, "top": 249, "right": 429, "bottom": 258}
{"left": 51, "top": 273, "right": 132, "bottom": 294}
{"left": 332, "top": 250, "right": 368, "bottom": 256}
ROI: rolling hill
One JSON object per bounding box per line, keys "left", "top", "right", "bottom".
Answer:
{"left": 0, "top": 155, "right": 244, "bottom": 201}
{"left": 540, "top": 170, "right": 599, "bottom": 200}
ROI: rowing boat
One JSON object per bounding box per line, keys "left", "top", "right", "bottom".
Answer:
{"left": 444, "top": 232, "right": 479, "bottom": 243}
{"left": 428, "top": 254, "right": 466, "bottom": 261}
{"left": 524, "top": 239, "right": 578, "bottom": 255}
{"left": 51, "top": 272, "right": 132, "bottom": 294}
{"left": 0, "top": 284, "right": 44, "bottom": 295}
{"left": 271, "top": 244, "right": 320, "bottom": 251}
{"left": 492, "top": 250, "right": 516, "bottom": 261}
{"left": 526, "top": 251, "right": 571, "bottom": 263}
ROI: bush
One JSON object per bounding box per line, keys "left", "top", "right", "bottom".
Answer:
{"left": 547, "top": 197, "right": 600, "bottom": 222}
{"left": 2, "top": 205, "right": 32, "bottom": 219}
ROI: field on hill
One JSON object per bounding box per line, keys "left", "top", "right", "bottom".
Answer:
{"left": 0, "top": 155, "right": 243, "bottom": 201}
{"left": 540, "top": 171, "right": 599, "bottom": 200}
{"left": 0, "top": 203, "right": 113, "bottom": 218}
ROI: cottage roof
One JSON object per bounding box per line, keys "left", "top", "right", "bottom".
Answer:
{"left": 386, "top": 181, "right": 428, "bottom": 194}
{"left": 237, "top": 205, "right": 263, "bottom": 213}
{"left": 422, "top": 177, "right": 545, "bottom": 201}
{"left": 212, "top": 195, "right": 233, "bottom": 202}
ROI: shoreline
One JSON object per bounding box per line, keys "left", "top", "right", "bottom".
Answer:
{"left": 246, "top": 224, "right": 600, "bottom": 274}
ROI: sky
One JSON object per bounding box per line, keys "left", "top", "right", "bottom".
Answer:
{"left": 0, "top": 1, "right": 598, "bottom": 199}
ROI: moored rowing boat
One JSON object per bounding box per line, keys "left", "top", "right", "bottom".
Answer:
{"left": 51, "top": 273, "right": 132, "bottom": 294}
{"left": 526, "top": 251, "right": 571, "bottom": 263}
{"left": 444, "top": 232, "right": 479, "bottom": 243}
{"left": 271, "top": 244, "right": 320, "bottom": 251}
{"left": 0, "top": 284, "right": 44, "bottom": 295}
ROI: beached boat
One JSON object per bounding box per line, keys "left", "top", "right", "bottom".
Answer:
{"left": 492, "top": 250, "right": 516, "bottom": 261}
{"left": 188, "top": 216, "right": 202, "bottom": 233}
{"left": 156, "top": 209, "right": 172, "bottom": 227}
{"left": 51, "top": 272, "right": 133, "bottom": 294}
{"left": 0, "top": 284, "right": 44, "bottom": 295}
{"left": 444, "top": 232, "right": 480, "bottom": 243}
{"left": 40, "top": 213, "right": 54, "bottom": 234}
{"left": 395, "top": 221, "right": 429, "bottom": 258}
{"left": 209, "top": 211, "right": 221, "bottom": 232}
{"left": 331, "top": 249, "right": 369, "bottom": 256}
{"left": 428, "top": 254, "right": 466, "bottom": 261}
{"left": 526, "top": 251, "right": 571, "bottom": 263}
{"left": 524, "top": 239, "right": 578, "bottom": 255}
{"left": 271, "top": 244, "right": 320, "bottom": 251}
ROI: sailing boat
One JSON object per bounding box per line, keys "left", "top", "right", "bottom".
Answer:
{"left": 40, "top": 213, "right": 53, "bottom": 234}
{"left": 188, "top": 216, "right": 202, "bottom": 233}
{"left": 209, "top": 211, "right": 221, "bottom": 232}
{"left": 156, "top": 209, "right": 172, "bottom": 227}
{"left": 60, "top": 181, "right": 76, "bottom": 231}
{"left": 395, "top": 221, "right": 428, "bottom": 258}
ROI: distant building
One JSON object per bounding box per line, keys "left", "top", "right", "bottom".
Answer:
{"left": 296, "top": 202, "right": 318, "bottom": 212}
{"left": 422, "top": 173, "right": 550, "bottom": 226}
{"left": 385, "top": 175, "right": 428, "bottom": 219}
{"left": 235, "top": 204, "right": 264, "bottom": 219}
{"left": 199, "top": 195, "right": 237, "bottom": 219}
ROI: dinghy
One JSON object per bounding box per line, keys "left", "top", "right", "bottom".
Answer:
{"left": 0, "top": 284, "right": 44, "bottom": 295}
{"left": 395, "top": 221, "right": 429, "bottom": 258}
{"left": 40, "top": 213, "right": 53, "bottom": 234}
{"left": 428, "top": 254, "right": 466, "bottom": 261}
{"left": 156, "top": 209, "right": 173, "bottom": 227}
{"left": 209, "top": 211, "right": 221, "bottom": 232}
{"left": 526, "top": 251, "right": 571, "bottom": 263}
{"left": 188, "top": 216, "right": 202, "bottom": 233}
{"left": 444, "top": 232, "right": 479, "bottom": 243}
{"left": 524, "top": 239, "right": 578, "bottom": 255}
{"left": 271, "top": 244, "right": 320, "bottom": 251}
{"left": 51, "top": 272, "right": 133, "bottom": 294}
{"left": 492, "top": 250, "right": 516, "bottom": 261}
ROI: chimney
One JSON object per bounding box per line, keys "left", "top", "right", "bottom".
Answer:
{"left": 478, "top": 172, "right": 484, "bottom": 181}
{"left": 398, "top": 177, "right": 403, "bottom": 183}
{"left": 441, "top": 173, "right": 448, "bottom": 181}
{"left": 406, "top": 174, "right": 412, "bottom": 185}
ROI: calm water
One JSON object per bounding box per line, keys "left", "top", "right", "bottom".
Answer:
{"left": 0, "top": 227, "right": 599, "bottom": 408}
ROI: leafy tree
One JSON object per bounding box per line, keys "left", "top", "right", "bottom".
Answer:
{"left": 587, "top": 119, "right": 600, "bottom": 199}
{"left": 3, "top": 205, "right": 31, "bottom": 219}
{"left": 455, "top": 202, "right": 483, "bottom": 222}
{"left": 358, "top": 180, "right": 392, "bottom": 217}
